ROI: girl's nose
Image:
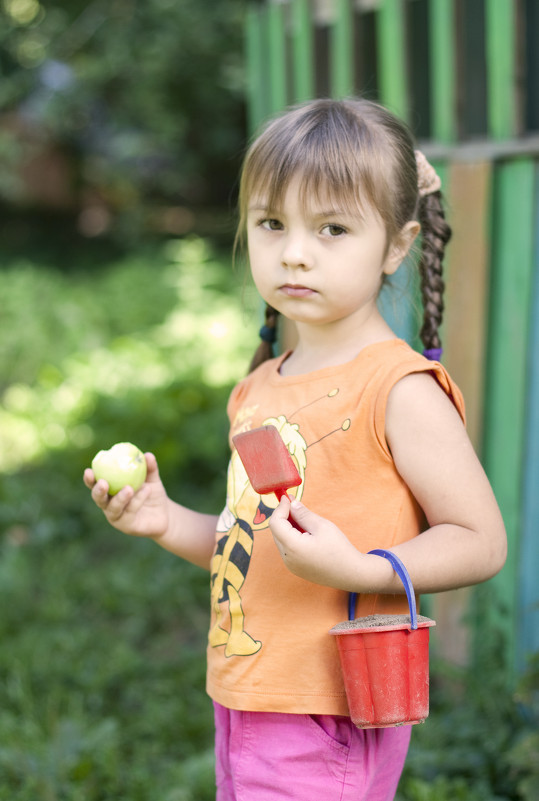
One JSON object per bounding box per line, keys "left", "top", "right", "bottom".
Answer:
{"left": 281, "top": 233, "right": 312, "bottom": 270}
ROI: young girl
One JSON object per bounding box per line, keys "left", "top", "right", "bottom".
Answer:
{"left": 84, "top": 98, "right": 506, "bottom": 801}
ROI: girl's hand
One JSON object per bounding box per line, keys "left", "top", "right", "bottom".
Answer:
{"left": 269, "top": 497, "right": 384, "bottom": 590}
{"left": 83, "top": 452, "right": 170, "bottom": 540}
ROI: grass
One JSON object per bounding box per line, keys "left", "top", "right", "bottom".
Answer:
{"left": 0, "top": 525, "right": 216, "bottom": 799}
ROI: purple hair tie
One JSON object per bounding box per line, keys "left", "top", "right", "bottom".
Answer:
{"left": 423, "top": 347, "right": 443, "bottom": 361}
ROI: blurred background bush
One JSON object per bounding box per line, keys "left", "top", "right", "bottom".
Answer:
{"left": 0, "top": 0, "right": 246, "bottom": 243}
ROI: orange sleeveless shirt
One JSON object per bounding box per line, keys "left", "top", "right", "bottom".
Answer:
{"left": 206, "top": 340, "right": 465, "bottom": 716}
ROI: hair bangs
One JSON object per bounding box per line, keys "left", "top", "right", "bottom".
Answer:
{"left": 236, "top": 98, "right": 416, "bottom": 256}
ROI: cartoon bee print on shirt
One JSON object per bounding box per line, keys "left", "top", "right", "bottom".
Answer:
{"left": 209, "top": 387, "right": 351, "bottom": 659}
{"left": 209, "top": 416, "right": 306, "bottom": 657}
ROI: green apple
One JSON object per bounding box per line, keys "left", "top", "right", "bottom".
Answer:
{"left": 91, "top": 442, "right": 147, "bottom": 495}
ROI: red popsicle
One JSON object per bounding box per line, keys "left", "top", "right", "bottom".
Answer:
{"left": 232, "top": 425, "right": 305, "bottom": 531}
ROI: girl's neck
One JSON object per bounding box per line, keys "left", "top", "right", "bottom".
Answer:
{"left": 279, "top": 311, "right": 396, "bottom": 377}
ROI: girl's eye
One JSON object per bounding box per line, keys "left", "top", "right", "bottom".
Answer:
{"left": 322, "top": 223, "right": 346, "bottom": 237}
{"left": 260, "top": 218, "right": 283, "bottom": 231}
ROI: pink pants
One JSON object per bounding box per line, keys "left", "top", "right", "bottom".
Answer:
{"left": 214, "top": 702, "right": 411, "bottom": 801}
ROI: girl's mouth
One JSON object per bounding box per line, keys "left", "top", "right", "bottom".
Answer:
{"left": 280, "top": 284, "right": 316, "bottom": 297}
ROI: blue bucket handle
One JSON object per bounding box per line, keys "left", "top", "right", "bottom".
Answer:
{"left": 347, "top": 549, "right": 418, "bottom": 630}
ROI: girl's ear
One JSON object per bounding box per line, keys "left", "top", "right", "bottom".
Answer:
{"left": 383, "top": 221, "right": 421, "bottom": 276}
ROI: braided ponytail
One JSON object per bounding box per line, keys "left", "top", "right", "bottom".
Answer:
{"left": 417, "top": 189, "right": 451, "bottom": 357}
{"left": 249, "top": 304, "right": 280, "bottom": 373}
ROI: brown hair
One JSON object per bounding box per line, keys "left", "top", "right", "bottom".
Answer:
{"left": 417, "top": 190, "right": 451, "bottom": 351}
{"left": 236, "top": 98, "right": 450, "bottom": 371}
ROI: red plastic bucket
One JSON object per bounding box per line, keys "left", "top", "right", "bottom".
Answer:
{"left": 330, "top": 549, "right": 435, "bottom": 729}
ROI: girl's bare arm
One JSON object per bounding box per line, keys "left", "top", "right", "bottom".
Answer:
{"left": 380, "top": 371, "right": 507, "bottom": 592}
{"left": 269, "top": 372, "right": 507, "bottom": 595}
{"left": 84, "top": 451, "right": 218, "bottom": 570}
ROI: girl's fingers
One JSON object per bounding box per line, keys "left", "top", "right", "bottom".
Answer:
{"left": 83, "top": 467, "right": 96, "bottom": 490}
{"left": 289, "top": 500, "right": 317, "bottom": 533}
{"left": 274, "top": 495, "right": 291, "bottom": 517}
{"left": 91, "top": 478, "right": 112, "bottom": 506}
{"left": 144, "top": 452, "right": 161, "bottom": 483}
{"left": 105, "top": 490, "right": 136, "bottom": 522}
{"left": 272, "top": 498, "right": 316, "bottom": 535}
{"left": 118, "top": 483, "right": 151, "bottom": 516}
{"left": 269, "top": 496, "right": 293, "bottom": 534}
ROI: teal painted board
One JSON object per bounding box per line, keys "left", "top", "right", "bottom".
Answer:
{"left": 483, "top": 159, "right": 535, "bottom": 675}
{"left": 519, "top": 163, "right": 539, "bottom": 669}
{"left": 377, "top": 258, "right": 419, "bottom": 345}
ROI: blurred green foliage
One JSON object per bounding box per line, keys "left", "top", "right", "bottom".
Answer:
{"left": 0, "top": 532, "right": 216, "bottom": 799}
{"left": 0, "top": 0, "right": 246, "bottom": 235}
{"left": 0, "top": 235, "right": 257, "bottom": 479}
{"left": 397, "top": 652, "right": 539, "bottom": 801}
{"left": 0, "top": 234, "right": 257, "bottom": 798}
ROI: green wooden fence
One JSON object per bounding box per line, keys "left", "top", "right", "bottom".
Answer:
{"left": 245, "top": 0, "right": 539, "bottom": 679}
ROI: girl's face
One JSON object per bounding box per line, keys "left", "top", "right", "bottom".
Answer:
{"left": 247, "top": 174, "right": 415, "bottom": 335}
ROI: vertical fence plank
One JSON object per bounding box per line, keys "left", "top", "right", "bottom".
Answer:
{"left": 443, "top": 161, "right": 491, "bottom": 452}
{"left": 376, "top": 0, "right": 409, "bottom": 120}
{"left": 291, "top": 0, "right": 314, "bottom": 102}
{"left": 330, "top": 0, "right": 354, "bottom": 98}
{"left": 519, "top": 165, "right": 539, "bottom": 669}
{"left": 268, "top": 0, "right": 288, "bottom": 114}
{"left": 482, "top": 159, "right": 535, "bottom": 676}
{"left": 246, "top": 5, "right": 268, "bottom": 133}
{"left": 485, "top": 0, "right": 516, "bottom": 139}
{"left": 429, "top": 0, "right": 456, "bottom": 142}
{"left": 431, "top": 160, "right": 492, "bottom": 667}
